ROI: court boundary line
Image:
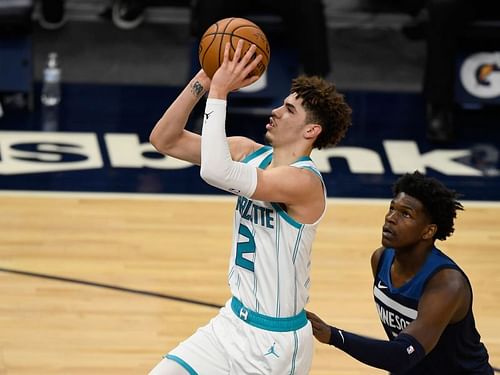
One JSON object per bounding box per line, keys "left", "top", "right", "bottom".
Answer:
{"left": 2, "top": 266, "right": 498, "bottom": 372}
{"left": 1, "top": 190, "right": 499, "bottom": 207}
{"left": 2, "top": 190, "right": 499, "bottom": 372}
{"left": 0, "top": 266, "right": 223, "bottom": 309}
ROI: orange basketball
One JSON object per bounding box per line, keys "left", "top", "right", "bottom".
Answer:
{"left": 198, "top": 17, "right": 271, "bottom": 79}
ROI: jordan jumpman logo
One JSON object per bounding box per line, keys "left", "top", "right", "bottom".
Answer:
{"left": 264, "top": 342, "right": 279, "bottom": 358}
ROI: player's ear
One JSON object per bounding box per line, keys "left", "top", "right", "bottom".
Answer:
{"left": 422, "top": 224, "right": 437, "bottom": 240}
{"left": 304, "top": 124, "right": 322, "bottom": 140}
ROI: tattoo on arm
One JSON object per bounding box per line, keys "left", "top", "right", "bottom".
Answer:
{"left": 191, "top": 81, "right": 205, "bottom": 98}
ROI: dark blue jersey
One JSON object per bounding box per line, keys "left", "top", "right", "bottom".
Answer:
{"left": 374, "top": 247, "right": 493, "bottom": 375}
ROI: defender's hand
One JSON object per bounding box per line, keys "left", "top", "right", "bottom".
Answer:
{"left": 306, "top": 310, "right": 332, "bottom": 344}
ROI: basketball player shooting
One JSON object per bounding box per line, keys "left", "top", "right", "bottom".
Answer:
{"left": 147, "top": 39, "right": 352, "bottom": 374}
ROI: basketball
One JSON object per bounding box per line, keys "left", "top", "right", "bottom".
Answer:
{"left": 198, "top": 17, "right": 270, "bottom": 80}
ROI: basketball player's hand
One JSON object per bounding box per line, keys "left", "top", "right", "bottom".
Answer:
{"left": 306, "top": 311, "right": 332, "bottom": 344}
{"left": 209, "top": 40, "right": 263, "bottom": 99}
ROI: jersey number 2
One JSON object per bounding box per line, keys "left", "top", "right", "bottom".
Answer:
{"left": 236, "top": 224, "right": 255, "bottom": 272}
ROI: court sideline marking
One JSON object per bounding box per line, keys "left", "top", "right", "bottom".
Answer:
{"left": 0, "top": 190, "right": 499, "bottom": 206}
{"left": 0, "top": 266, "right": 223, "bottom": 309}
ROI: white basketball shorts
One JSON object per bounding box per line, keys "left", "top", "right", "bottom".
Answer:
{"left": 157, "top": 297, "right": 313, "bottom": 374}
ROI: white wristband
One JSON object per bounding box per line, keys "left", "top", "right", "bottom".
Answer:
{"left": 200, "top": 98, "right": 257, "bottom": 197}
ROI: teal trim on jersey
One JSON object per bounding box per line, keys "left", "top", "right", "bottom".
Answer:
{"left": 252, "top": 224, "right": 259, "bottom": 313}
{"left": 304, "top": 277, "right": 310, "bottom": 288}
{"left": 292, "top": 226, "right": 304, "bottom": 264}
{"left": 271, "top": 202, "right": 303, "bottom": 229}
{"left": 241, "top": 145, "right": 272, "bottom": 164}
{"left": 165, "top": 354, "right": 198, "bottom": 375}
{"left": 293, "top": 269, "right": 297, "bottom": 315}
{"left": 292, "top": 227, "right": 303, "bottom": 314}
{"left": 275, "top": 217, "right": 281, "bottom": 317}
{"left": 259, "top": 153, "right": 273, "bottom": 169}
{"left": 265, "top": 160, "right": 322, "bottom": 229}
{"left": 290, "top": 331, "right": 299, "bottom": 374}
{"left": 231, "top": 297, "right": 307, "bottom": 332}
{"left": 295, "top": 156, "right": 312, "bottom": 163}
{"left": 301, "top": 165, "right": 322, "bottom": 179}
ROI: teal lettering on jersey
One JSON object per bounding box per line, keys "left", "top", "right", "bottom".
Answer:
{"left": 236, "top": 196, "right": 275, "bottom": 229}
{"left": 236, "top": 224, "right": 256, "bottom": 272}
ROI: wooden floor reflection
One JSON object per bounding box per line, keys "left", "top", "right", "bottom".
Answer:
{"left": 1, "top": 193, "right": 498, "bottom": 374}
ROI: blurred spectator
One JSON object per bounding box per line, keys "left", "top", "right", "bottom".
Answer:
{"left": 190, "top": 0, "right": 331, "bottom": 77}
{"left": 403, "top": 0, "right": 500, "bottom": 143}
{"left": 39, "top": 0, "right": 66, "bottom": 30}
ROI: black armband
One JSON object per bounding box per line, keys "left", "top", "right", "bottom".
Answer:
{"left": 329, "top": 326, "right": 425, "bottom": 373}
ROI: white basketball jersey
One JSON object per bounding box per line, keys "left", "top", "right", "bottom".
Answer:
{"left": 229, "top": 146, "right": 327, "bottom": 318}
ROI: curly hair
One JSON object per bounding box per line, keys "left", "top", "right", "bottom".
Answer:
{"left": 290, "top": 76, "right": 352, "bottom": 149}
{"left": 393, "top": 171, "right": 464, "bottom": 241}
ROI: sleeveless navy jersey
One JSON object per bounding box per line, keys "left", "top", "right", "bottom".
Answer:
{"left": 374, "top": 247, "right": 493, "bottom": 375}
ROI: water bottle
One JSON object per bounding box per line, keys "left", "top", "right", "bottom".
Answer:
{"left": 41, "top": 52, "right": 61, "bottom": 130}
{"left": 41, "top": 52, "right": 61, "bottom": 106}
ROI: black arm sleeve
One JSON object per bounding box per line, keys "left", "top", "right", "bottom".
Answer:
{"left": 329, "top": 327, "right": 425, "bottom": 373}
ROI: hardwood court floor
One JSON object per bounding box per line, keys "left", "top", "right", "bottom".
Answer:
{"left": 0, "top": 193, "right": 498, "bottom": 375}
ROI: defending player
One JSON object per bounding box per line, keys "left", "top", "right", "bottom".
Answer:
{"left": 307, "top": 171, "right": 494, "bottom": 374}
{"left": 147, "top": 41, "right": 351, "bottom": 374}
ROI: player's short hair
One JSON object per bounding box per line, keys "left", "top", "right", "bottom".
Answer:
{"left": 291, "top": 76, "right": 352, "bottom": 149}
{"left": 393, "top": 171, "right": 464, "bottom": 241}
